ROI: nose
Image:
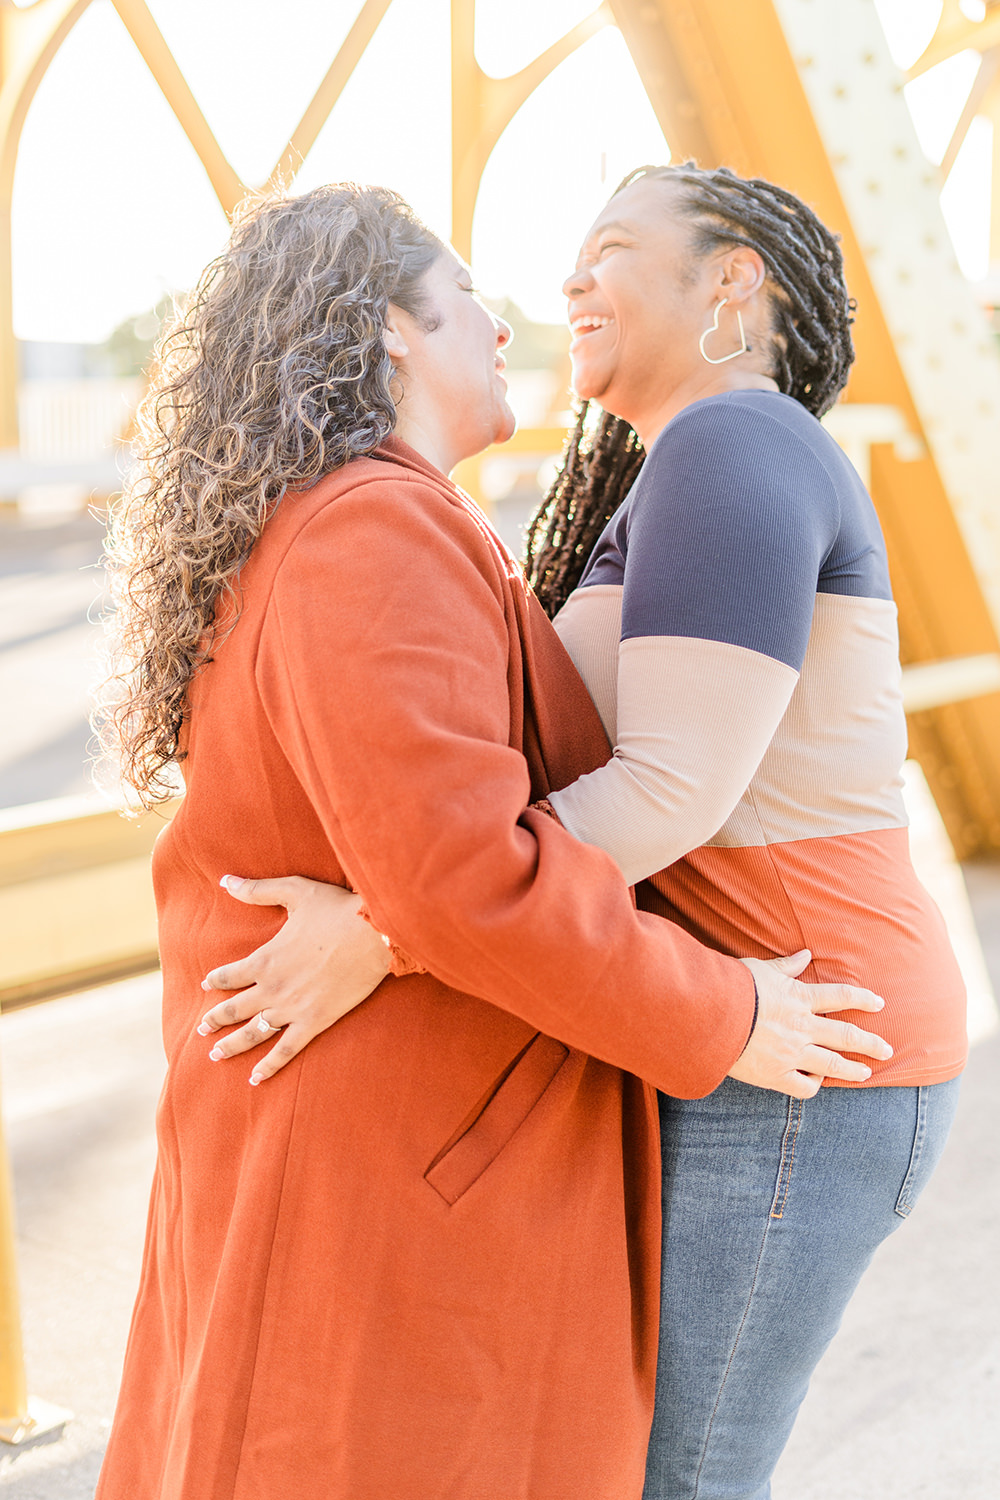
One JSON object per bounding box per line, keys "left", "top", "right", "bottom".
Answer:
{"left": 562, "top": 265, "right": 593, "bottom": 299}
{"left": 495, "top": 316, "right": 513, "bottom": 350}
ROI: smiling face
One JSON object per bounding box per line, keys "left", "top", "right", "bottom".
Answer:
{"left": 564, "top": 176, "right": 777, "bottom": 444}
{"left": 385, "top": 250, "right": 515, "bottom": 475}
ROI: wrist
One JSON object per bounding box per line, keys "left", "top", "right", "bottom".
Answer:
{"left": 736, "top": 978, "right": 759, "bottom": 1057}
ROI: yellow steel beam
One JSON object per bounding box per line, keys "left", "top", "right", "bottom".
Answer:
{"left": 610, "top": 0, "right": 745, "bottom": 166}
{"left": 450, "top": 0, "right": 614, "bottom": 259}
{"left": 0, "top": 0, "right": 94, "bottom": 449}
{"left": 939, "top": 49, "right": 998, "bottom": 180}
{"left": 992, "top": 81, "right": 1000, "bottom": 262}
{"left": 0, "top": 1097, "right": 67, "bottom": 1445}
{"left": 109, "top": 0, "right": 246, "bottom": 215}
{"left": 0, "top": 1116, "right": 27, "bottom": 1437}
{"left": 0, "top": 796, "right": 178, "bottom": 1010}
{"left": 905, "top": 2, "right": 1000, "bottom": 259}
{"left": 2, "top": 0, "right": 400, "bottom": 454}
{"left": 908, "top": 0, "right": 1000, "bottom": 80}
{"left": 264, "top": 0, "right": 396, "bottom": 194}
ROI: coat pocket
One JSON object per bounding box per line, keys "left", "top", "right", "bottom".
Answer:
{"left": 424, "top": 1032, "right": 570, "bottom": 1205}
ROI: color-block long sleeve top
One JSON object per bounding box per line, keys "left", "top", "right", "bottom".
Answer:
{"left": 549, "top": 391, "right": 966, "bottom": 1087}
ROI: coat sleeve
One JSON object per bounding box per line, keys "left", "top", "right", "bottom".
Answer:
{"left": 255, "top": 476, "right": 757, "bottom": 1098}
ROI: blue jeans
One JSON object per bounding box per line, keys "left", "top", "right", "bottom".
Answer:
{"left": 643, "top": 1076, "right": 961, "bottom": 1500}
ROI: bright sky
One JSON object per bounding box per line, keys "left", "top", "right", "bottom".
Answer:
{"left": 10, "top": 0, "right": 994, "bottom": 343}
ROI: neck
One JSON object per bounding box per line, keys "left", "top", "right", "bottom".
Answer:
{"left": 391, "top": 405, "right": 456, "bottom": 478}
{"left": 632, "top": 366, "right": 781, "bottom": 450}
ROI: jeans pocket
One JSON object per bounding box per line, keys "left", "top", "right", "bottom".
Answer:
{"left": 424, "top": 1032, "right": 570, "bottom": 1206}
{"left": 895, "top": 1079, "right": 960, "bottom": 1218}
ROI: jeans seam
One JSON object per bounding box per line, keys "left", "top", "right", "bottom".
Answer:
{"left": 691, "top": 1223, "right": 774, "bottom": 1499}
{"left": 895, "top": 1084, "right": 927, "bottom": 1218}
{"left": 690, "top": 1096, "right": 801, "bottom": 1499}
{"left": 769, "top": 1096, "right": 803, "bottom": 1221}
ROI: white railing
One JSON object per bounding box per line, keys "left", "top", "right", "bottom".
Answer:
{"left": 17, "top": 380, "right": 141, "bottom": 463}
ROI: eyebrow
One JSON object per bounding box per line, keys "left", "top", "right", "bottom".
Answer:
{"left": 587, "top": 219, "right": 636, "bottom": 241}
{"left": 575, "top": 219, "right": 637, "bottom": 269}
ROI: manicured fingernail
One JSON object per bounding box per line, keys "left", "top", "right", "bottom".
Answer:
{"left": 859, "top": 1066, "right": 872, "bottom": 1078}
{"left": 196, "top": 1022, "right": 211, "bottom": 1036}
{"left": 219, "top": 874, "right": 244, "bottom": 891}
{"left": 882, "top": 1044, "right": 894, "bottom": 1057}
{"left": 249, "top": 1074, "right": 261, "bottom": 1086}
{"left": 209, "top": 1046, "right": 224, "bottom": 1061}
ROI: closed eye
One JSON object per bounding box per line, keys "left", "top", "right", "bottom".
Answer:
{"left": 574, "top": 240, "right": 626, "bottom": 272}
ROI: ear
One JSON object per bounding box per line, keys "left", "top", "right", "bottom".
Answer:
{"left": 383, "top": 303, "right": 410, "bottom": 363}
{"left": 718, "top": 246, "right": 767, "bottom": 306}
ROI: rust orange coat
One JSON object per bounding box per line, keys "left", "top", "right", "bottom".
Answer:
{"left": 96, "top": 439, "right": 756, "bottom": 1500}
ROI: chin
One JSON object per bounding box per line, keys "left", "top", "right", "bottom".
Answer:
{"left": 495, "top": 408, "right": 517, "bottom": 445}
{"left": 568, "top": 363, "right": 607, "bottom": 404}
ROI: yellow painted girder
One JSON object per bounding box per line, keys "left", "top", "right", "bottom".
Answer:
{"left": 0, "top": 0, "right": 93, "bottom": 448}
{"left": 0, "top": 795, "right": 179, "bottom": 1008}
{"left": 264, "top": 0, "right": 395, "bottom": 193}
{"left": 0, "top": 0, "right": 399, "bottom": 447}
{"left": 109, "top": 0, "right": 245, "bottom": 213}
{"left": 449, "top": 0, "right": 613, "bottom": 260}
{"left": 905, "top": 0, "right": 1000, "bottom": 255}
{"left": 908, "top": 0, "right": 1000, "bottom": 80}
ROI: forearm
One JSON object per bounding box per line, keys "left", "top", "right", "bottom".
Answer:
{"left": 549, "top": 634, "right": 798, "bottom": 885}
{"left": 335, "top": 797, "right": 756, "bottom": 1100}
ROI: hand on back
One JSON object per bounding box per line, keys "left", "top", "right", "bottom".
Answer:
{"left": 197, "top": 874, "right": 391, "bottom": 1085}
{"left": 731, "top": 950, "right": 892, "bottom": 1099}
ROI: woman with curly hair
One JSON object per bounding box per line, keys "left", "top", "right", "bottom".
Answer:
{"left": 196, "top": 166, "right": 965, "bottom": 1500}
{"left": 93, "top": 182, "right": 884, "bottom": 1500}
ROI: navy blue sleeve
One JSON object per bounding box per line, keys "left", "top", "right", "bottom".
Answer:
{"left": 619, "top": 400, "right": 841, "bottom": 671}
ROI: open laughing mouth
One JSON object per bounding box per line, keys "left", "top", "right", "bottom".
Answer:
{"left": 569, "top": 315, "right": 614, "bottom": 350}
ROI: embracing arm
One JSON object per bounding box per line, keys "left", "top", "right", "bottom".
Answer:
{"left": 246, "top": 476, "right": 757, "bottom": 1097}
{"left": 548, "top": 402, "right": 838, "bottom": 884}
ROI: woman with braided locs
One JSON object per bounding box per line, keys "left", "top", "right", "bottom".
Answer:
{"left": 521, "top": 167, "right": 965, "bottom": 1497}
{"left": 193, "top": 165, "right": 966, "bottom": 1498}
{"left": 520, "top": 161, "right": 964, "bottom": 1497}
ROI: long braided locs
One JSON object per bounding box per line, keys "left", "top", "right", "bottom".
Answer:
{"left": 525, "top": 162, "right": 856, "bottom": 618}
{"left": 523, "top": 404, "right": 644, "bottom": 618}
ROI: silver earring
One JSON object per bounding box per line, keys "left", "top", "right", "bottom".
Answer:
{"left": 699, "top": 297, "right": 749, "bottom": 364}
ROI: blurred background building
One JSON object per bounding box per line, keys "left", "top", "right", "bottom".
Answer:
{"left": 0, "top": 1, "right": 999, "bottom": 1493}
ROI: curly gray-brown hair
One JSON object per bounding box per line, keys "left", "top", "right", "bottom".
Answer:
{"left": 97, "top": 182, "right": 444, "bottom": 807}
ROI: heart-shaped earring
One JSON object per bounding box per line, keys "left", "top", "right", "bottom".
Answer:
{"left": 699, "top": 297, "right": 749, "bottom": 364}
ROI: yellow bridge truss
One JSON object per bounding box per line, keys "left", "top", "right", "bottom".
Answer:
{"left": 1, "top": 0, "right": 1000, "bottom": 998}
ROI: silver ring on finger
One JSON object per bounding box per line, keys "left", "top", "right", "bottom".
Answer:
{"left": 255, "top": 1011, "right": 283, "bottom": 1035}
